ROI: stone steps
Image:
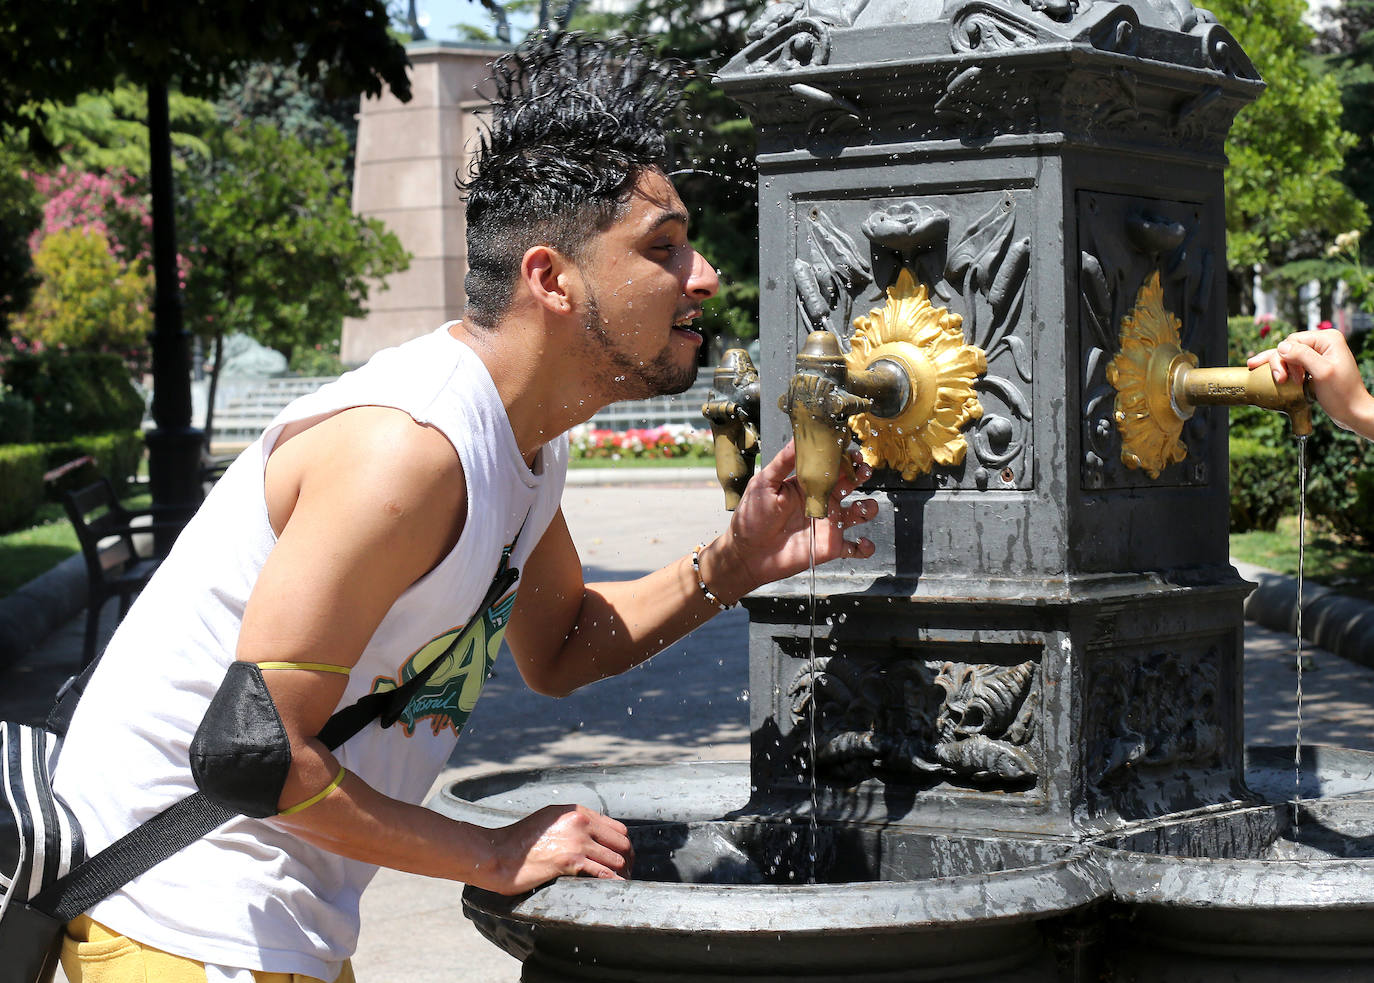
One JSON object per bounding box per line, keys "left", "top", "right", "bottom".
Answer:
{"left": 209, "top": 377, "right": 720, "bottom": 443}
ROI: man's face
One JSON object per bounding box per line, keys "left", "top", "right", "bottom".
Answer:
{"left": 574, "top": 168, "right": 720, "bottom": 400}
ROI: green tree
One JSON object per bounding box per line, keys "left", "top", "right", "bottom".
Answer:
{"left": 181, "top": 122, "right": 409, "bottom": 434}
{"left": 12, "top": 227, "right": 152, "bottom": 348}
{"left": 1209, "top": 0, "right": 1367, "bottom": 312}
{"left": 215, "top": 62, "right": 363, "bottom": 177}
{"left": 0, "top": 149, "right": 40, "bottom": 331}
{"left": 31, "top": 85, "right": 215, "bottom": 176}
{"left": 0, "top": 0, "right": 412, "bottom": 515}
{"left": 1322, "top": 0, "right": 1374, "bottom": 275}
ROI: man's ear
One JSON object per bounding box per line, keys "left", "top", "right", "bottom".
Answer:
{"left": 520, "top": 245, "right": 576, "bottom": 316}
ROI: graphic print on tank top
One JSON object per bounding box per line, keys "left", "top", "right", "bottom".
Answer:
{"left": 370, "top": 545, "right": 518, "bottom": 737}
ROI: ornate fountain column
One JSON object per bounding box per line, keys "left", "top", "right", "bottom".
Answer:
{"left": 716, "top": 0, "right": 1265, "bottom": 836}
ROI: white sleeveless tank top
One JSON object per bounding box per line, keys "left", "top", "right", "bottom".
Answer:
{"left": 53, "top": 325, "right": 567, "bottom": 979}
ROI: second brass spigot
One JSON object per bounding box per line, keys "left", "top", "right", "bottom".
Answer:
{"left": 702, "top": 349, "right": 762, "bottom": 510}
{"left": 1107, "top": 271, "right": 1314, "bottom": 478}
{"left": 779, "top": 330, "right": 911, "bottom": 518}
{"left": 1172, "top": 362, "right": 1312, "bottom": 437}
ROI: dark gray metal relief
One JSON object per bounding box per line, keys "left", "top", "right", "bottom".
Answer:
{"left": 786, "top": 652, "right": 1040, "bottom": 789}
{"left": 794, "top": 206, "right": 871, "bottom": 338}
{"left": 1083, "top": 648, "right": 1224, "bottom": 789}
{"left": 943, "top": 196, "right": 1034, "bottom": 490}
{"left": 1079, "top": 192, "right": 1215, "bottom": 489}
{"left": 740, "top": 0, "right": 871, "bottom": 73}
{"left": 794, "top": 192, "right": 1034, "bottom": 489}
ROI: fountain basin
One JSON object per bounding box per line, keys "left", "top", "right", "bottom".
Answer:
{"left": 1090, "top": 746, "right": 1374, "bottom": 979}
{"left": 435, "top": 762, "right": 1103, "bottom": 982}
{"left": 430, "top": 747, "right": 1374, "bottom": 981}
{"left": 461, "top": 820, "right": 1103, "bottom": 983}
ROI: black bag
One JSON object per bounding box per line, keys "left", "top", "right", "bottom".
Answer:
{"left": 0, "top": 719, "right": 81, "bottom": 983}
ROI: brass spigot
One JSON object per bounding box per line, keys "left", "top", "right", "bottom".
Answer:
{"left": 1108, "top": 271, "right": 1314, "bottom": 478}
{"left": 701, "top": 349, "right": 762, "bottom": 510}
{"left": 779, "top": 330, "right": 911, "bottom": 518}
{"left": 1172, "top": 362, "right": 1312, "bottom": 437}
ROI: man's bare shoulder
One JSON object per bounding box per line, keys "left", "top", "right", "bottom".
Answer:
{"left": 267, "top": 405, "right": 467, "bottom": 545}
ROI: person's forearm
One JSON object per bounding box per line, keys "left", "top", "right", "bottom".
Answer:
{"left": 531, "top": 537, "right": 751, "bottom": 697}
{"left": 271, "top": 741, "right": 510, "bottom": 888}
{"left": 1337, "top": 391, "right": 1374, "bottom": 440}
{"left": 272, "top": 738, "right": 631, "bottom": 894}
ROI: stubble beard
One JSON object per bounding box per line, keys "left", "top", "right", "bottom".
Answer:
{"left": 581, "top": 290, "right": 699, "bottom": 401}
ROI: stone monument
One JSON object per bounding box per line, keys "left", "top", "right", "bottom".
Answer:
{"left": 341, "top": 39, "right": 509, "bottom": 366}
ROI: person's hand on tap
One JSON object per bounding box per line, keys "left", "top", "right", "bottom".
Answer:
{"left": 1248, "top": 328, "right": 1374, "bottom": 440}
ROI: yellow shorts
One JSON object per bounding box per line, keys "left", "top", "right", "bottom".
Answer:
{"left": 62, "top": 915, "right": 357, "bottom": 983}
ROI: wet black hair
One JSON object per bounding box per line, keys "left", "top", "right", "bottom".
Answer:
{"left": 458, "top": 33, "right": 687, "bottom": 328}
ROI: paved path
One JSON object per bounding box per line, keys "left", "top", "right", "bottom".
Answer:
{"left": 2, "top": 477, "right": 1371, "bottom": 982}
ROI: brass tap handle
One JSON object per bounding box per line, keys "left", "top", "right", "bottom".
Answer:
{"left": 779, "top": 333, "right": 876, "bottom": 519}
{"left": 1172, "top": 363, "right": 1314, "bottom": 437}
{"left": 702, "top": 349, "right": 762, "bottom": 510}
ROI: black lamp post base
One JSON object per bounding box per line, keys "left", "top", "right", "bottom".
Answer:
{"left": 145, "top": 425, "right": 205, "bottom": 555}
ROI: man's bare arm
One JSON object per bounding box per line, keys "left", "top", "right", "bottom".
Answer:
{"left": 236, "top": 407, "right": 631, "bottom": 893}
{"left": 505, "top": 441, "right": 876, "bottom": 698}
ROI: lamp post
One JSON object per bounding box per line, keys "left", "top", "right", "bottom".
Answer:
{"left": 143, "top": 79, "right": 204, "bottom": 553}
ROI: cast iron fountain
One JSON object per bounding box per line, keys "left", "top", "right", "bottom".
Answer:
{"left": 430, "top": 1, "right": 1374, "bottom": 979}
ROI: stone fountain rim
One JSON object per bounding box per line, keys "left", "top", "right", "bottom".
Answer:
{"left": 463, "top": 845, "right": 1110, "bottom": 935}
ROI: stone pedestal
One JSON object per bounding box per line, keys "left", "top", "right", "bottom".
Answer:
{"left": 341, "top": 39, "right": 509, "bottom": 366}
{"left": 717, "top": 0, "right": 1264, "bottom": 836}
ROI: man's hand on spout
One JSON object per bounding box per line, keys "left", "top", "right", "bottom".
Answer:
{"left": 702, "top": 439, "right": 878, "bottom": 604}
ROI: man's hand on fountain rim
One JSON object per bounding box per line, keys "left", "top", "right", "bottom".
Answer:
{"left": 702, "top": 439, "right": 878, "bottom": 603}
{"left": 483, "top": 803, "right": 635, "bottom": 896}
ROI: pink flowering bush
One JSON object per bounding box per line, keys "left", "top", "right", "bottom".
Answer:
{"left": 568, "top": 424, "right": 714, "bottom": 461}
{"left": 29, "top": 167, "right": 152, "bottom": 268}
{"left": 11, "top": 167, "right": 165, "bottom": 361}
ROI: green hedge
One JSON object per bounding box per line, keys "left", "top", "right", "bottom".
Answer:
{"left": 1, "top": 351, "right": 144, "bottom": 442}
{"left": 43, "top": 430, "right": 145, "bottom": 499}
{"left": 0, "top": 443, "right": 47, "bottom": 532}
{"left": 1229, "top": 436, "right": 1299, "bottom": 532}
{"left": 0, "top": 429, "right": 144, "bottom": 532}
{"left": 0, "top": 390, "right": 34, "bottom": 444}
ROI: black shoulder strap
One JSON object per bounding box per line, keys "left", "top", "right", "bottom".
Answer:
{"left": 31, "top": 523, "right": 529, "bottom": 922}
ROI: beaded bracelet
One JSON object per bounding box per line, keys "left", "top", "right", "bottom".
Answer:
{"left": 691, "top": 543, "right": 734, "bottom": 611}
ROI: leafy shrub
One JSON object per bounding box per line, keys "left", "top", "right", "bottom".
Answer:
{"left": 0, "top": 387, "right": 34, "bottom": 444}
{"left": 12, "top": 226, "right": 153, "bottom": 350}
{"left": 1230, "top": 436, "right": 1299, "bottom": 531}
{"left": 0, "top": 443, "right": 46, "bottom": 531}
{"left": 1227, "top": 314, "right": 1288, "bottom": 365}
{"left": 44, "top": 429, "right": 144, "bottom": 497}
{"left": 288, "top": 338, "right": 346, "bottom": 377}
{"left": 2, "top": 350, "right": 144, "bottom": 441}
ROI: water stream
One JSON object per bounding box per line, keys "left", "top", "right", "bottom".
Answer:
{"left": 807, "top": 519, "right": 819, "bottom": 884}
{"left": 1293, "top": 434, "right": 1308, "bottom": 836}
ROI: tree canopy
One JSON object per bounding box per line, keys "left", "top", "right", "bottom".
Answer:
{"left": 180, "top": 121, "right": 409, "bottom": 362}
{"left": 0, "top": 1, "right": 410, "bottom": 157}
{"left": 1209, "top": 0, "right": 1367, "bottom": 277}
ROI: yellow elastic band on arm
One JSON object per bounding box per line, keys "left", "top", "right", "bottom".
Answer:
{"left": 256, "top": 662, "right": 351, "bottom": 675}
{"left": 278, "top": 764, "right": 348, "bottom": 817}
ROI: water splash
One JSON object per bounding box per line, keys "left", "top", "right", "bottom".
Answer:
{"left": 1293, "top": 433, "right": 1308, "bottom": 838}
{"left": 667, "top": 166, "right": 759, "bottom": 192}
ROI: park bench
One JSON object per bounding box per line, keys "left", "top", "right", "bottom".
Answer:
{"left": 61, "top": 478, "right": 187, "bottom": 668}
